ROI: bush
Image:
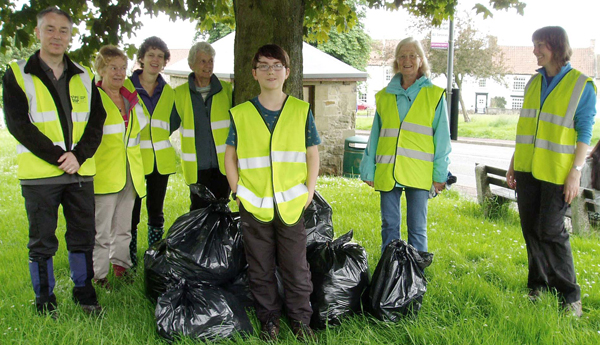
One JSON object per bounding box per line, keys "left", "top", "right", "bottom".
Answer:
{"left": 490, "top": 96, "right": 506, "bottom": 109}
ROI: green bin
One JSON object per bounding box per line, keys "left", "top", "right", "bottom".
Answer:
{"left": 343, "top": 135, "right": 368, "bottom": 178}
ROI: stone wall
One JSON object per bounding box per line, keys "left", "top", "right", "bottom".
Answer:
{"left": 308, "top": 80, "right": 357, "bottom": 175}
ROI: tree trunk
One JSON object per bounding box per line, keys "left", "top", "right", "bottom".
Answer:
{"left": 455, "top": 78, "right": 470, "bottom": 122}
{"left": 233, "top": 0, "right": 304, "bottom": 105}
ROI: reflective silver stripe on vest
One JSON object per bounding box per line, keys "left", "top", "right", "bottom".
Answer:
{"left": 128, "top": 134, "right": 141, "bottom": 147}
{"left": 523, "top": 74, "right": 537, "bottom": 95}
{"left": 17, "top": 141, "right": 66, "bottom": 154}
{"left": 401, "top": 122, "right": 434, "bottom": 136}
{"left": 72, "top": 111, "right": 89, "bottom": 122}
{"left": 140, "top": 140, "right": 153, "bottom": 149}
{"left": 181, "top": 129, "right": 194, "bottom": 137}
{"left": 154, "top": 140, "right": 172, "bottom": 151}
{"left": 516, "top": 135, "right": 534, "bottom": 145}
{"left": 271, "top": 151, "right": 306, "bottom": 163}
{"left": 181, "top": 153, "right": 196, "bottom": 162}
{"left": 539, "top": 112, "right": 574, "bottom": 129}
{"left": 151, "top": 119, "right": 169, "bottom": 131}
{"left": 274, "top": 183, "right": 308, "bottom": 203}
{"left": 379, "top": 128, "right": 399, "bottom": 138}
{"left": 103, "top": 123, "right": 125, "bottom": 135}
{"left": 30, "top": 111, "right": 57, "bottom": 123}
{"left": 565, "top": 74, "right": 590, "bottom": 120}
{"left": 211, "top": 119, "right": 230, "bottom": 130}
{"left": 535, "top": 138, "right": 575, "bottom": 154}
{"left": 71, "top": 61, "right": 92, "bottom": 97}
{"left": 134, "top": 103, "right": 147, "bottom": 130}
{"left": 376, "top": 155, "right": 395, "bottom": 164}
{"left": 519, "top": 108, "right": 537, "bottom": 118}
{"left": 215, "top": 144, "right": 226, "bottom": 154}
{"left": 238, "top": 156, "right": 271, "bottom": 170}
{"left": 237, "top": 185, "right": 274, "bottom": 209}
{"left": 396, "top": 147, "right": 434, "bottom": 162}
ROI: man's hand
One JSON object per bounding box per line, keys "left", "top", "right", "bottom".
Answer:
{"left": 563, "top": 169, "right": 581, "bottom": 204}
{"left": 58, "top": 152, "right": 80, "bottom": 174}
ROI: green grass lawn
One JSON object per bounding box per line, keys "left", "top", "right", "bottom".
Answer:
{"left": 356, "top": 113, "right": 600, "bottom": 144}
{"left": 1, "top": 128, "right": 600, "bottom": 344}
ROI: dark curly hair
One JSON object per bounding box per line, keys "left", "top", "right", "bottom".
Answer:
{"left": 137, "top": 36, "right": 170, "bottom": 68}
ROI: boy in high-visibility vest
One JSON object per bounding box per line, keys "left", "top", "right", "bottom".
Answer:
{"left": 224, "top": 44, "right": 320, "bottom": 342}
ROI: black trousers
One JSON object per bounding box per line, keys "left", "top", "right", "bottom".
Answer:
{"left": 515, "top": 172, "right": 580, "bottom": 303}
{"left": 132, "top": 169, "right": 170, "bottom": 230}
{"left": 189, "top": 168, "right": 231, "bottom": 211}
{"left": 22, "top": 182, "right": 96, "bottom": 258}
{"left": 239, "top": 204, "right": 313, "bottom": 325}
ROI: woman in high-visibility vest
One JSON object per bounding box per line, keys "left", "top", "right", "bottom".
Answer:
{"left": 360, "top": 38, "right": 451, "bottom": 254}
{"left": 126, "top": 37, "right": 177, "bottom": 267}
{"left": 506, "top": 27, "right": 596, "bottom": 318}
{"left": 92, "top": 46, "right": 148, "bottom": 288}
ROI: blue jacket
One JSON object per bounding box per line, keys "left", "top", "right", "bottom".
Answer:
{"left": 360, "top": 73, "right": 451, "bottom": 184}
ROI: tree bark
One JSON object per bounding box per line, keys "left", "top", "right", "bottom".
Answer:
{"left": 455, "top": 77, "right": 470, "bottom": 122}
{"left": 233, "top": 0, "right": 304, "bottom": 105}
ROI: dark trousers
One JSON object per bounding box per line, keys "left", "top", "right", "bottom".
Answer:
{"left": 239, "top": 204, "right": 313, "bottom": 325}
{"left": 131, "top": 169, "right": 170, "bottom": 230}
{"left": 515, "top": 172, "right": 581, "bottom": 303}
{"left": 190, "top": 168, "right": 231, "bottom": 211}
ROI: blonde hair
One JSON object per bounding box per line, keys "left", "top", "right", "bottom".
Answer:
{"left": 94, "top": 45, "right": 127, "bottom": 80}
{"left": 392, "top": 37, "right": 430, "bottom": 78}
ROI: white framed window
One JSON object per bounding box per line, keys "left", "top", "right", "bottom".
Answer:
{"left": 512, "top": 96, "right": 524, "bottom": 109}
{"left": 385, "top": 67, "right": 393, "bottom": 81}
{"left": 478, "top": 79, "right": 486, "bottom": 87}
{"left": 359, "top": 93, "right": 367, "bottom": 102}
{"left": 513, "top": 76, "right": 526, "bottom": 90}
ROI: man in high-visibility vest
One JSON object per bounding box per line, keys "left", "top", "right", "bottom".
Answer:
{"left": 2, "top": 7, "right": 106, "bottom": 316}
{"left": 224, "top": 44, "right": 320, "bottom": 343}
{"left": 171, "top": 42, "right": 232, "bottom": 210}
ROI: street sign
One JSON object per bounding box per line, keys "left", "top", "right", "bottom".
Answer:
{"left": 431, "top": 21, "right": 450, "bottom": 49}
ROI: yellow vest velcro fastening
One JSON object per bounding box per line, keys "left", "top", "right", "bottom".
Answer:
{"left": 123, "top": 79, "right": 177, "bottom": 175}
{"left": 514, "top": 69, "right": 596, "bottom": 184}
{"left": 94, "top": 89, "right": 147, "bottom": 196}
{"left": 231, "top": 96, "right": 309, "bottom": 225}
{"left": 174, "top": 80, "right": 232, "bottom": 184}
{"left": 374, "top": 85, "right": 444, "bottom": 191}
{"left": 9, "top": 59, "right": 96, "bottom": 179}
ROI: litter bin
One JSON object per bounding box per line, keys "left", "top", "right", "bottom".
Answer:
{"left": 343, "top": 136, "right": 368, "bottom": 178}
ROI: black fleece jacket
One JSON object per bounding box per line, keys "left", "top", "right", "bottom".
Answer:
{"left": 2, "top": 50, "right": 106, "bottom": 167}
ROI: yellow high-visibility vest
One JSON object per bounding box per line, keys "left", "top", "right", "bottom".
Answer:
{"left": 230, "top": 96, "right": 309, "bottom": 225}
{"left": 374, "top": 85, "right": 444, "bottom": 191}
{"left": 9, "top": 59, "right": 96, "bottom": 179}
{"left": 174, "top": 80, "right": 232, "bottom": 184}
{"left": 123, "top": 78, "right": 176, "bottom": 175}
{"left": 93, "top": 88, "right": 148, "bottom": 197}
{"left": 514, "top": 69, "right": 596, "bottom": 184}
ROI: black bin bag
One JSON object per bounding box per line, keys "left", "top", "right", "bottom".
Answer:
{"left": 304, "top": 191, "right": 334, "bottom": 247}
{"left": 164, "top": 184, "right": 246, "bottom": 286}
{"left": 156, "top": 279, "right": 253, "bottom": 342}
{"left": 364, "top": 240, "right": 433, "bottom": 322}
{"left": 307, "top": 230, "right": 370, "bottom": 329}
{"left": 144, "top": 240, "right": 177, "bottom": 302}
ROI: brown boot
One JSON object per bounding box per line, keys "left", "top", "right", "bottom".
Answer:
{"left": 260, "top": 317, "right": 280, "bottom": 342}
{"left": 291, "top": 319, "right": 317, "bottom": 343}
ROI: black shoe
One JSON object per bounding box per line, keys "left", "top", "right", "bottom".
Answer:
{"left": 528, "top": 289, "right": 541, "bottom": 302}
{"left": 80, "top": 303, "right": 103, "bottom": 316}
{"left": 291, "top": 320, "right": 317, "bottom": 343}
{"left": 35, "top": 294, "right": 58, "bottom": 319}
{"left": 260, "top": 317, "right": 280, "bottom": 342}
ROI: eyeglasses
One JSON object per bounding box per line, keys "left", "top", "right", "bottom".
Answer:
{"left": 398, "top": 54, "right": 419, "bottom": 61}
{"left": 255, "top": 64, "right": 285, "bottom": 71}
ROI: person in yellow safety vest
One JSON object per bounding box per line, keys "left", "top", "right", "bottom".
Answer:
{"left": 506, "top": 27, "right": 596, "bottom": 318}
{"left": 359, "top": 37, "right": 452, "bottom": 255}
{"left": 224, "top": 44, "right": 320, "bottom": 343}
{"left": 126, "top": 37, "right": 177, "bottom": 267}
{"left": 171, "top": 42, "right": 232, "bottom": 210}
{"left": 2, "top": 7, "right": 106, "bottom": 316}
{"left": 92, "top": 46, "right": 148, "bottom": 289}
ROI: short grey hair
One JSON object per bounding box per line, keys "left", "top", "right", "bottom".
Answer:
{"left": 393, "top": 37, "right": 431, "bottom": 78}
{"left": 188, "top": 42, "right": 215, "bottom": 67}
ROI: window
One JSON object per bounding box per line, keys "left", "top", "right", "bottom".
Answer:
{"left": 478, "top": 79, "right": 486, "bottom": 87}
{"left": 512, "top": 96, "right": 524, "bottom": 110}
{"left": 359, "top": 93, "right": 367, "bottom": 103}
{"left": 303, "top": 85, "right": 316, "bottom": 116}
{"left": 385, "top": 67, "right": 393, "bottom": 81}
{"left": 513, "top": 76, "right": 526, "bottom": 90}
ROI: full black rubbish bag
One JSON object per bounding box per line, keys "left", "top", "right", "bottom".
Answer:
{"left": 144, "top": 240, "right": 177, "bottom": 302}
{"left": 307, "top": 230, "right": 370, "bottom": 329}
{"left": 156, "top": 279, "right": 253, "bottom": 342}
{"left": 304, "top": 191, "right": 334, "bottom": 247}
{"left": 364, "top": 240, "right": 433, "bottom": 322}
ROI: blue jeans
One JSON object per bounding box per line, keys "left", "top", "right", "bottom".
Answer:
{"left": 380, "top": 187, "right": 429, "bottom": 253}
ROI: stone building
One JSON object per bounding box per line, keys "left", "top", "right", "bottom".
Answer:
{"left": 163, "top": 33, "right": 367, "bottom": 175}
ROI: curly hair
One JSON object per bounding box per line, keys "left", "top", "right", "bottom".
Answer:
{"left": 94, "top": 45, "right": 127, "bottom": 79}
{"left": 137, "top": 36, "right": 170, "bottom": 68}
